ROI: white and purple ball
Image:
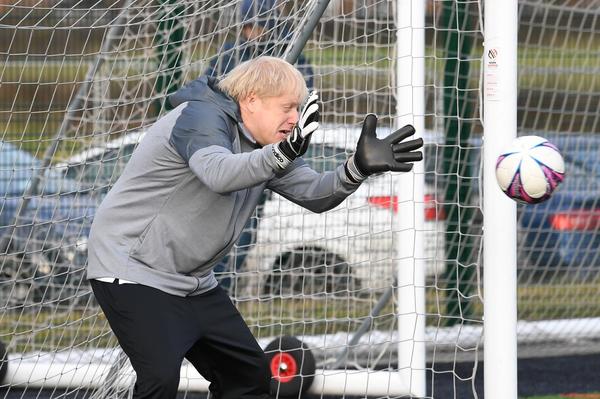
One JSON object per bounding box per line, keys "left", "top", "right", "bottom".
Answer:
{"left": 495, "top": 136, "right": 565, "bottom": 204}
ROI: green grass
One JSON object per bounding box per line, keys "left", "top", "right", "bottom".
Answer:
{"left": 518, "top": 280, "right": 600, "bottom": 320}
{"left": 0, "top": 307, "right": 115, "bottom": 353}
{"left": 1, "top": 35, "right": 598, "bottom": 159}
{"left": 2, "top": 279, "right": 599, "bottom": 351}
{"left": 2, "top": 40, "right": 597, "bottom": 150}
{"left": 523, "top": 395, "right": 600, "bottom": 399}
{"left": 523, "top": 396, "right": 565, "bottom": 399}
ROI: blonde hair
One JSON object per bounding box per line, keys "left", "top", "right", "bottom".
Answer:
{"left": 218, "top": 56, "right": 308, "bottom": 103}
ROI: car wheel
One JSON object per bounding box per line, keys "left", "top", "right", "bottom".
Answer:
{"left": 265, "top": 335, "right": 316, "bottom": 398}
{"left": 0, "top": 339, "right": 7, "bottom": 384}
{"left": 0, "top": 254, "right": 49, "bottom": 308}
{"left": 0, "top": 248, "right": 85, "bottom": 309}
{"left": 263, "top": 247, "right": 357, "bottom": 296}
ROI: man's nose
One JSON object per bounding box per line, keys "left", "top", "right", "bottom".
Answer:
{"left": 289, "top": 109, "right": 299, "bottom": 125}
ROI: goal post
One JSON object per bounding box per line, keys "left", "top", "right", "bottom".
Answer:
{"left": 396, "top": 0, "right": 426, "bottom": 396}
{"left": 483, "top": 1, "right": 518, "bottom": 398}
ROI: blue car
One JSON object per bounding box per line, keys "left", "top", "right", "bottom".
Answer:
{"left": 0, "top": 142, "right": 96, "bottom": 307}
{"left": 518, "top": 134, "right": 600, "bottom": 275}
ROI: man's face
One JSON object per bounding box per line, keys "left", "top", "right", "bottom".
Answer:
{"left": 242, "top": 24, "right": 266, "bottom": 41}
{"left": 240, "top": 92, "right": 300, "bottom": 146}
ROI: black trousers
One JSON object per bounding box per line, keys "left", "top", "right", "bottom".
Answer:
{"left": 91, "top": 280, "right": 270, "bottom": 399}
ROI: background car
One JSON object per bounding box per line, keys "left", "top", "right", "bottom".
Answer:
{"left": 240, "top": 126, "right": 447, "bottom": 297}
{"left": 59, "top": 127, "right": 600, "bottom": 296}
{"left": 442, "top": 133, "right": 600, "bottom": 281}
{"left": 58, "top": 127, "right": 446, "bottom": 297}
{"left": 0, "top": 142, "right": 95, "bottom": 307}
{"left": 517, "top": 134, "right": 600, "bottom": 280}
{"left": 57, "top": 132, "right": 144, "bottom": 195}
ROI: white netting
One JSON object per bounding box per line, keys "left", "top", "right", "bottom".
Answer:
{"left": 0, "top": 0, "right": 599, "bottom": 398}
{"left": 515, "top": 0, "right": 600, "bottom": 358}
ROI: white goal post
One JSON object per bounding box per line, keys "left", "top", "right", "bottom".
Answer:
{"left": 483, "top": 1, "right": 518, "bottom": 398}
{"left": 396, "top": 0, "right": 426, "bottom": 396}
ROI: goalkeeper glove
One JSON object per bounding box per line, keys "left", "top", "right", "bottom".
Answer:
{"left": 272, "top": 90, "right": 320, "bottom": 169}
{"left": 345, "top": 114, "right": 424, "bottom": 183}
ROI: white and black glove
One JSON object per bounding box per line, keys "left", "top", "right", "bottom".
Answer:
{"left": 272, "top": 90, "right": 320, "bottom": 169}
{"left": 345, "top": 114, "right": 424, "bottom": 183}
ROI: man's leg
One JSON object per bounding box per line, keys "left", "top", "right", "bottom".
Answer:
{"left": 184, "top": 343, "right": 222, "bottom": 398}
{"left": 185, "top": 286, "right": 271, "bottom": 399}
{"left": 91, "top": 280, "right": 202, "bottom": 399}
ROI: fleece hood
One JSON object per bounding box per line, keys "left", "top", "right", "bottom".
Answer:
{"left": 168, "top": 76, "right": 241, "bottom": 122}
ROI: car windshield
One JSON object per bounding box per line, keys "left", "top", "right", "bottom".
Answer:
{"left": 64, "top": 144, "right": 136, "bottom": 191}
{"left": 561, "top": 153, "right": 600, "bottom": 194}
{"left": 304, "top": 144, "right": 348, "bottom": 172}
{"left": 305, "top": 141, "right": 456, "bottom": 191}
{"left": 0, "top": 142, "right": 80, "bottom": 196}
{"left": 543, "top": 134, "right": 600, "bottom": 195}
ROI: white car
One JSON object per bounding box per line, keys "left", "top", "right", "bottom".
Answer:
{"left": 239, "top": 126, "right": 446, "bottom": 297}
{"left": 57, "top": 125, "right": 445, "bottom": 297}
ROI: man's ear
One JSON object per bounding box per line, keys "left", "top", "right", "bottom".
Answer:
{"left": 240, "top": 92, "right": 258, "bottom": 113}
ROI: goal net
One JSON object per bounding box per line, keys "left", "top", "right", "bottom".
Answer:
{"left": 0, "top": 0, "right": 598, "bottom": 398}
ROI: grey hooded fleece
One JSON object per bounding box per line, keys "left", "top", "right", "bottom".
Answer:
{"left": 86, "top": 76, "right": 361, "bottom": 296}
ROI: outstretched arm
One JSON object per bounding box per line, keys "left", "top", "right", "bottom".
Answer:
{"left": 269, "top": 114, "right": 424, "bottom": 213}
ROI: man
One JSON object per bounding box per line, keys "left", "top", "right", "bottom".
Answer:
{"left": 206, "top": 0, "right": 314, "bottom": 88}
{"left": 87, "top": 56, "right": 423, "bottom": 399}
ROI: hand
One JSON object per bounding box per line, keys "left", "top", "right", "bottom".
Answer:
{"left": 273, "top": 91, "right": 319, "bottom": 168}
{"left": 345, "top": 114, "right": 423, "bottom": 182}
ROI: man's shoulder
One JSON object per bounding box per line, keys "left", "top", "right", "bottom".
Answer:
{"left": 169, "top": 100, "right": 237, "bottom": 146}
{"left": 184, "top": 96, "right": 226, "bottom": 112}
{"left": 180, "top": 99, "right": 235, "bottom": 126}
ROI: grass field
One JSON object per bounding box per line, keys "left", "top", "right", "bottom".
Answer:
{"left": 526, "top": 395, "right": 600, "bottom": 399}
{"left": 2, "top": 278, "right": 600, "bottom": 354}
{"left": 1, "top": 39, "right": 597, "bottom": 159}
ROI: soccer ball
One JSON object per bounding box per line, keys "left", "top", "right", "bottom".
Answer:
{"left": 495, "top": 135, "right": 565, "bottom": 204}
